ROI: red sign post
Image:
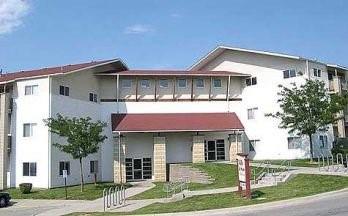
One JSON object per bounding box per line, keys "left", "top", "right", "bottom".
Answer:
{"left": 236, "top": 153, "right": 251, "bottom": 199}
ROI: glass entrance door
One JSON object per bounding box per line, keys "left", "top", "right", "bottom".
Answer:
{"left": 133, "top": 159, "right": 142, "bottom": 180}
{"left": 207, "top": 141, "right": 216, "bottom": 161}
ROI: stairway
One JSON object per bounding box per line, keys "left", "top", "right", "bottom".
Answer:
{"left": 256, "top": 172, "right": 291, "bottom": 186}
{"left": 169, "top": 164, "right": 214, "bottom": 184}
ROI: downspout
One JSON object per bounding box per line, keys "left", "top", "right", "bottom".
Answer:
{"left": 306, "top": 60, "right": 310, "bottom": 80}
{"left": 116, "top": 74, "right": 119, "bottom": 113}
{"left": 48, "top": 76, "right": 52, "bottom": 188}
{"left": 118, "top": 131, "right": 122, "bottom": 183}
{"left": 227, "top": 76, "right": 231, "bottom": 112}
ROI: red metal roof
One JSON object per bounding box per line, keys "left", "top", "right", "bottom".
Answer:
{"left": 98, "top": 69, "right": 250, "bottom": 77}
{"left": 0, "top": 59, "right": 119, "bottom": 83}
{"left": 111, "top": 113, "right": 244, "bottom": 132}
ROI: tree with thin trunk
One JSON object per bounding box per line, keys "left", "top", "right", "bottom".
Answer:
{"left": 266, "top": 80, "right": 348, "bottom": 161}
{"left": 44, "top": 114, "right": 107, "bottom": 192}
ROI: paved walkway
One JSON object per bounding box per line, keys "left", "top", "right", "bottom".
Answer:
{"left": 2, "top": 164, "right": 348, "bottom": 216}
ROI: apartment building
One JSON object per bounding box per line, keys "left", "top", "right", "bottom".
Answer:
{"left": 0, "top": 46, "right": 346, "bottom": 189}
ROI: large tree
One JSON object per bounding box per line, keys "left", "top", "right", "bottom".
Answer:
{"left": 267, "top": 80, "right": 348, "bottom": 160}
{"left": 44, "top": 114, "right": 107, "bottom": 192}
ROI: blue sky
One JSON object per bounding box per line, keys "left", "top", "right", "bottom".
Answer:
{"left": 0, "top": 0, "right": 348, "bottom": 72}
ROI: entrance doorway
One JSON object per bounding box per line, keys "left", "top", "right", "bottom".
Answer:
{"left": 133, "top": 159, "right": 142, "bottom": 180}
{"left": 125, "top": 157, "right": 152, "bottom": 181}
{"left": 204, "top": 139, "right": 226, "bottom": 161}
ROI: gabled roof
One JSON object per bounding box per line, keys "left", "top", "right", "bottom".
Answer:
{"left": 111, "top": 112, "right": 244, "bottom": 132}
{"left": 189, "top": 45, "right": 347, "bottom": 71}
{"left": 97, "top": 69, "right": 250, "bottom": 77}
{"left": 0, "top": 59, "right": 128, "bottom": 84}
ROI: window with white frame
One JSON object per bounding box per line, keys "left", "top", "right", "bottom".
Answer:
{"left": 319, "top": 135, "right": 328, "bottom": 148}
{"left": 247, "top": 108, "right": 258, "bottom": 120}
{"left": 159, "top": 79, "right": 169, "bottom": 88}
{"left": 287, "top": 136, "right": 301, "bottom": 149}
{"left": 178, "top": 78, "right": 187, "bottom": 88}
{"left": 121, "top": 79, "right": 132, "bottom": 88}
{"left": 90, "top": 160, "right": 98, "bottom": 174}
{"left": 313, "top": 68, "right": 322, "bottom": 77}
{"left": 25, "top": 85, "right": 38, "bottom": 95}
{"left": 140, "top": 79, "right": 150, "bottom": 88}
{"left": 246, "top": 77, "right": 257, "bottom": 86}
{"left": 213, "top": 78, "right": 222, "bottom": 88}
{"left": 59, "top": 161, "right": 70, "bottom": 176}
{"left": 23, "top": 162, "right": 37, "bottom": 176}
{"left": 196, "top": 78, "right": 204, "bottom": 88}
{"left": 283, "top": 69, "right": 296, "bottom": 79}
{"left": 59, "top": 85, "right": 69, "bottom": 96}
{"left": 89, "top": 93, "right": 97, "bottom": 102}
{"left": 23, "top": 123, "right": 36, "bottom": 137}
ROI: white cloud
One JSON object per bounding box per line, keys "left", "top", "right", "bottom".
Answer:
{"left": 124, "top": 24, "right": 154, "bottom": 34}
{"left": 0, "top": 0, "right": 30, "bottom": 35}
{"left": 170, "top": 13, "right": 182, "bottom": 18}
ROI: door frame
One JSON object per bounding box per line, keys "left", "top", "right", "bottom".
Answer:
{"left": 133, "top": 158, "right": 143, "bottom": 180}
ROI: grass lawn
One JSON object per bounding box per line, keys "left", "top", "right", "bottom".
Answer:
{"left": 130, "top": 163, "right": 278, "bottom": 200}
{"left": 129, "top": 163, "right": 237, "bottom": 200}
{"left": 255, "top": 159, "right": 319, "bottom": 167}
{"left": 69, "top": 174, "right": 348, "bottom": 215}
{"left": 6, "top": 182, "right": 131, "bottom": 200}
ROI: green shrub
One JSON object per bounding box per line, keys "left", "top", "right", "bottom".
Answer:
{"left": 19, "top": 183, "right": 32, "bottom": 194}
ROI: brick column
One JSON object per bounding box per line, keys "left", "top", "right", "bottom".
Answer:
{"left": 229, "top": 133, "right": 243, "bottom": 161}
{"left": 153, "top": 136, "right": 166, "bottom": 181}
{"left": 0, "top": 93, "right": 9, "bottom": 190}
{"left": 113, "top": 135, "right": 126, "bottom": 184}
{"left": 192, "top": 135, "right": 205, "bottom": 163}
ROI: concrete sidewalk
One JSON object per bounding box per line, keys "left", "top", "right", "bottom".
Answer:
{"left": 2, "top": 164, "right": 348, "bottom": 216}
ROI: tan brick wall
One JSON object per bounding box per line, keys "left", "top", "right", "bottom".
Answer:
{"left": 192, "top": 135, "right": 205, "bottom": 163}
{"left": 153, "top": 137, "right": 166, "bottom": 181}
{"left": 113, "top": 136, "right": 126, "bottom": 184}
{"left": 0, "top": 93, "right": 9, "bottom": 190}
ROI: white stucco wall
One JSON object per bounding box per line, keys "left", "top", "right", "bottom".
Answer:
{"left": 13, "top": 78, "right": 50, "bottom": 188}
{"left": 200, "top": 50, "right": 334, "bottom": 159}
{"left": 50, "top": 73, "right": 103, "bottom": 187}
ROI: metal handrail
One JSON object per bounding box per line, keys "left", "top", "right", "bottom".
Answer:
{"left": 163, "top": 177, "right": 189, "bottom": 198}
{"left": 252, "top": 161, "right": 271, "bottom": 183}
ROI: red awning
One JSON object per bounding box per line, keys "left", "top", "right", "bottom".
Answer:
{"left": 111, "top": 113, "right": 244, "bottom": 132}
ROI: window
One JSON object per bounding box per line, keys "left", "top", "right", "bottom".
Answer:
{"left": 283, "top": 69, "right": 296, "bottom": 79}
{"left": 159, "top": 79, "right": 169, "bottom": 88}
{"left": 196, "top": 78, "right": 204, "bottom": 88}
{"left": 140, "top": 79, "right": 150, "bottom": 88}
{"left": 23, "top": 123, "right": 36, "bottom": 137}
{"left": 247, "top": 108, "right": 258, "bottom": 120}
{"left": 216, "top": 139, "right": 225, "bottom": 160}
{"left": 246, "top": 77, "right": 257, "bottom": 86}
{"left": 313, "top": 68, "right": 322, "bottom": 77}
{"left": 121, "top": 79, "right": 132, "bottom": 88}
{"left": 213, "top": 78, "right": 222, "bottom": 88}
{"left": 142, "top": 158, "right": 152, "bottom": 179}
{"left": 287, "top": 137, "right": 301, "bottom": 149}
{"left": 59, "top": 85, "right": 69, "bottom": 96}
{"left": 319, "top": 135, "right": 328, "bottom": 149}
{"left": 249, "top": 140, "right": 259, "bottom": 152}
{"left": 23, "top": 162, "right": 37, "bottom": 176}
{"left": 178, "top": 79, "right": 187, "bottom": 88}
{"left": 25, "top": 85, "right": 38, "bottom": 95}
{"left": 59, "top": 161, "right": 70, "bottom": 176}
{"left": 90, "top": 160, "right": 98, "bottom": 174}
{"left": 125, "top": 158, "right": 133, "bottom": 180}
{"left": 89, "top": 93, "right": 98, "bottom": 102}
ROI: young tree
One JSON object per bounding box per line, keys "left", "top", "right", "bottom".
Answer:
{"left": 44, "top": 114, "right": 107, "bottom": 192}
{"left": 267, "top": 80, "right": 348, "bottom": 161}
